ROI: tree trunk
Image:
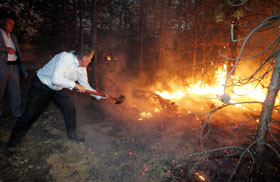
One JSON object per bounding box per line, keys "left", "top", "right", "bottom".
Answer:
{"left": 252, "top": 54, "right": 280, "bottom": 181}
{"left": 123, "top": 0, "right": 128, "bottom": 36}
{"left": 158, "top": 0, "right": 165, "bottom": 70}
{"left": 139, "top": 0, "right": 145, "bottom": 72}
{"left": 90, "top": 0, "right": 97, "bottom": 89}
{"left": 79, "top": 0, "right": 84, "bottom": 45}
{"left": 63, "top": 0, "right": 69, "bottom": 49}
{"left": 74, "top": 0, "right": 78, "bottom": 46}
{"left": 192, "top": 27, "right": 198, "bottom": 84}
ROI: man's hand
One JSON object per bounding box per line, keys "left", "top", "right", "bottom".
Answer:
{"left": 24, "top": 72, "right": 28, "bottom": 79}
{"left": 75, "top": 83, "right": 86, "bottom": 93}
{"left": 5, "top": 47, "right": 16, "bottom": 54}
{"left": 102, "top": 94, "right": 108, "bottom": 100}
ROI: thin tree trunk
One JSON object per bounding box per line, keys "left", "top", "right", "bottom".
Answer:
{"left": 252, "top": 54, "right": 280, "bottom": 181}
{"left": 63, "top": 0, "right": 69, "bottom": 49}
{"left": 79, "top": 0, "right": 84, "bottom": 45}
{"left": 139, "top": 0, "right": 145, "bottom": 71}
{"left": 74, "top": 0, "right": 78, "bottom": 46}
{"left": 119, "top": 0, "right": 124, "bottom": 29}
{"left": 54, "top": 1, "right": 60, "bottom": 41}
{"left": 90, "top": 0, "right": 97, "bottom": 89}
{"left": 158, "top": 0, "right": 165, "bottom": 70}
{"left": 201, "top": 40, "right": 206, "bottom": 85}
{"left": 192, "top": 27, "right": 198, "bottom": 83}
{"left": 124, "top": 0, "right": 128, "bottom": 36}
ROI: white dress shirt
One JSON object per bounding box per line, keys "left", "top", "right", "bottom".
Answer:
{"left": 37, "top": 51, "right": 101, "bottom": 99}
{"left": 0, "top": 28, "right": 17, "bottom": 61}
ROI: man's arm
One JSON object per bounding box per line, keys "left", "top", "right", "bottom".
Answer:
{"left": 51, "top": 53, "right": 76, "bottom": 90}
{"left": 77, "top": 67, "right": 104, "bottom": 100}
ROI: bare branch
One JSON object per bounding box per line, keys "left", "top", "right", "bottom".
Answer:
{"left": 265, "top": 143, "right": 280, "bottom": 159}
{"left": 219, "top": 35, "right": 280, "bottom": 62}
{"left": 227, "top": 141, "right": 256, "bottom": 182}
{"left": 223, "top": 14, "right": 280, "bottom": 94}
{"left": 234, "top": 116, "right": 259, "bottom": 130}
{"left": 227, "top": 0, "right": 249, "bottom": 7}
{"left": 267, "top": 122, "right": 280, "bottom": 147}
{"left": 189, "top": 146, "right": 242, "bottom": 157}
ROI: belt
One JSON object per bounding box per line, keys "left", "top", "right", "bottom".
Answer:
{"left": 7, "top": 59, "right": 19, "bottom": 65}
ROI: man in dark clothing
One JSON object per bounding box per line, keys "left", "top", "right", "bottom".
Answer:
{"left": 0, "top": 13, "right": 28, "bottom": 120}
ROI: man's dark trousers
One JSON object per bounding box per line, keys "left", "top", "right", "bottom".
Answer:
{"left": 0, "top": 64, "right": 21, "bottom": 118}
{"left": 7, "top": 74, "right": 77, "bottom": 147}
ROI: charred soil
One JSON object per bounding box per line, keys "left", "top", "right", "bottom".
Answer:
{"left": 0, "top": 57, "right": 280, "bottom": 182}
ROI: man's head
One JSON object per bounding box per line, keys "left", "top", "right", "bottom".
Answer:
{"left": 74, "top": 45, "right": 94, "bottom": 67}
{"left": 0, "top": 13, "right": 16, "bottom": 33}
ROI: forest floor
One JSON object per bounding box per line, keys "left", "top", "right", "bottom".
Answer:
{"left": 0, "top": 45, "right": 280, "bottom": 182}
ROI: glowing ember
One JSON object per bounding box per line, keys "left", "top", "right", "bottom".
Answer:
{"left": 154, "top": 108, "right": 160, "bottom": 112}
{"left": 139, "top": 112, "right": 153, "bottom": 120}
{"left": 195, "top": 172, "right": 206, "bottom": 181}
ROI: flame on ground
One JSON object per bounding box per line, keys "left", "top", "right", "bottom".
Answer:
{"left": 138, "top": 64, "right": 276, "bottom": 120}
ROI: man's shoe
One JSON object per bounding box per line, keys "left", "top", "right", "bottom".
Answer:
{"left": 68, "top": 134, "right": 85, "bottom": 142}
{"left": 4, "top": 147, "right": 17, "bottom": 158}
{"left": 13, "top": 115, "right": 21, "bottom": 120}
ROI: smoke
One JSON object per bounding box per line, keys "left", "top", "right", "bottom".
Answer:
{"left": 68, "top": 29, "right": 276, "bottom": 182}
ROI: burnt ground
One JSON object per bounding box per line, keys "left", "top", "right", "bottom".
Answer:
{"left": 1, "top": 47, "right": 280, "bottom": 182}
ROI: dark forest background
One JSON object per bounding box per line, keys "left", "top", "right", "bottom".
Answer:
{"left": 1, "top": 0, "right": 279, "bottom": 90}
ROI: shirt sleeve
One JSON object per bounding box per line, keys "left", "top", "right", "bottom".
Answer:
{"left": 77, "top": 68, "right": 102, "bottom": 100}
{"left": 51, "top": 53, "right": 76, "bottom": 90}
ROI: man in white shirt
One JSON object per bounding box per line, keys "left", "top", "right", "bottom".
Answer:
{"left": 0, "top": 14, "right": 28, "bottom": 120}
{"left": 7, "top": 45, "right": 106, "bottom": 149}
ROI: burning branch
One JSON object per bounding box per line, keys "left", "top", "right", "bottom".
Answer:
{"left": 220, "top": 14, "right": 280, "bottom": 96}
{"left": 188, "top": 14, "right": 280, "bottom": 181}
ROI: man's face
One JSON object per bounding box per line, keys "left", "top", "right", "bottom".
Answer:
{"left": 1, "top": 18, "right": 15, "bottom": 33}
{"left": 80, "top": 52, "right": 94, "bottom": 67}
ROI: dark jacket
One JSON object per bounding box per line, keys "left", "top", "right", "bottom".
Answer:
{"left": 0, "top": 32, "right": 27, "bottom": 78}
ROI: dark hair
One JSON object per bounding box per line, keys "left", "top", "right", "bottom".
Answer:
{"left": 0, "top": 11, "right": 16, "bottom": 21}
{"left": 74, "top": 45, "right": 94, "bottom": 59}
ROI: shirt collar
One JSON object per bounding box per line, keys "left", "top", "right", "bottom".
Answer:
{"left": 71, "top": 52, "right": 79, "bottom": 68}
{"left": 74, "top": 56, "right": 83, "bottom": 68}
{"left": 0, "top": 28, "right": 10, "bottom": 38}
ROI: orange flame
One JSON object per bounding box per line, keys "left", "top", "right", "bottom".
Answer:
{"left": 156, "top": 64, "right": 270, "bottom": 106}
{"left": 137, "top": 64, "right": 276, "bottom": 120}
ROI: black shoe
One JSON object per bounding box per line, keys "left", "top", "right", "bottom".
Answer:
{"left": 4, "top": 147, "right": 17, "bottom": 158}
{"left": 13, "top": 115, "right": 21, "bottom": 120}
{"left": 68, "top": 134, "right": 85, "bottom": 142}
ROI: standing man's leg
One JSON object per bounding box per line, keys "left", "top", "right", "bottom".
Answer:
{"left": 52, "top": 91, "right": 84, "bottom": 142}
{"left": 7, "top": 75, "right": 50, "bottom": 147}
{"left": 7, "top": 65, "right": 22, "bottom": 118}
{"left": 0, "top": 74, "right": 8, "bottom": 119}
